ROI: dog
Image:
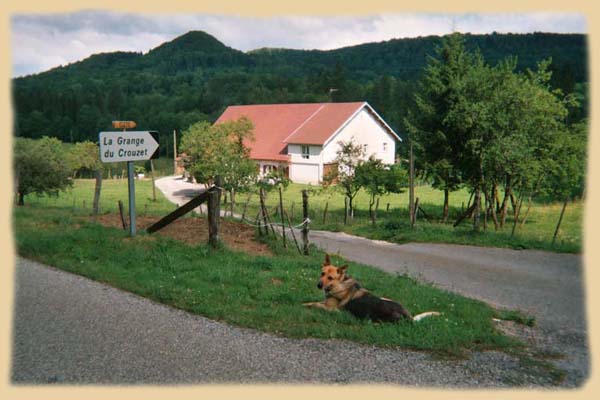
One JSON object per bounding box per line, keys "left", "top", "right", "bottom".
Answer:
{"left": 301, "top": 254, "right": 348, "bottom": 311}
{"left": 305, "top": 254, "right": 440, "bottom": 323}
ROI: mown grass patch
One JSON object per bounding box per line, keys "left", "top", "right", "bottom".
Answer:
{"left": 14, "top": 205, "right": 527, "bottom": 357}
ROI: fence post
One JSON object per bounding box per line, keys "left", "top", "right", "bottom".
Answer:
{"left": 150, "top": 159, "right": 156, "bottom": 202}
{"left": 259, "top": 187, "right": 270, "bottom": 235}
{"left": 208, "top": 176, "right": 222, "bottom": 248}
{"left": 118, "top": 200, "right": 127, "bottom": 231}
{"left": 279, "top": 186, "right": 286, "bottom": 248}
{"left": 92, "top": 168, "right": 102, "bottom": 217}
{"left": 302, "top": 190, "right": 309, "bottom": 255}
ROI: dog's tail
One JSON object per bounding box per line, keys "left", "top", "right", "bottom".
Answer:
{"left": 412, "top": 311, "right": 441, "bottom": 322}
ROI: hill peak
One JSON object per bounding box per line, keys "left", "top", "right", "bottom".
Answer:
{"left": 149, "top": 30, "right": 232, "bottom": 54}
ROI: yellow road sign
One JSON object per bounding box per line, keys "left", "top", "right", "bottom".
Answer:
{"left": 112, "top": 121, "right": 137, "bottom": 129}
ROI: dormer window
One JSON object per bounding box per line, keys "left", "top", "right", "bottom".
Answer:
{"left": 301, "top": 145, "right": 310, "bottom": 159}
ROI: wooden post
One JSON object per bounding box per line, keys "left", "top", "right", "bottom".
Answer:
{"left": 279, "top": 186, "right": 286, "bottom": 248}
{"left": 92, "top": 169, "right": 102, "bottom": 216}
{"left": 409, "top": 140, "right": 415, "bottom": 227}
{"left": 284, "top": 210, "right": 302, "bottom": 255}
{"left": 302, "top": 190, "right": 309, "bottom": 255}
{"left": 241, "top": 193, "right": 252, "bottom": 220}
{"left": 118, "top": 200, "right": 127, "bottom": 231}
{"left": 208, "top": 176, "right": 222, "bottom": 248}
{"left": 552, "top": 198, "right": 569, "bottom": 246}
{"left": 264, "top": 205, "right": 277, "bottom": 235}
{"left": 259, "top": 187, "right": 270, "bottom": 235}
{"left": 386, "top": 202, "right": 390, "bottom": 212}
{"left": 146, "top": 191, "right": 209, "bottom": 233}
{"left": 173, "top": 129, "right": 177, "bottom": 175}
{"left": 150, "top": 160, "right": 156, "bottom": 202}
{"left": 412, "top": 197, "right": 419, "bottom": 227}
{"left": 127, "top": 161, "right": 136, "bottom": 237}
{"left": 255, "top": 210, "right": 263, "bottom": 236}
{"left": 322, "top": 201, "right": 329, "bottom": 224}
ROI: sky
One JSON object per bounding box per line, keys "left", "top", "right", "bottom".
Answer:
{"left": 10, "top": 11, "right": 587, "bottom": 77}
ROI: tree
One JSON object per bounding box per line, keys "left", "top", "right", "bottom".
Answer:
{"left": 323, "top": 139, "right": 365, "bottom": 220}
{"left": 66, "top": 140, "right": 101, "bottom": 178}
{"left": 543, "top": 121, "right": 587, "bottom": 245}
{"left": 408, "top": 33, "right": 581, "bottom": 234}
{"left": 14, "top": 137, "right": 73, "bottom": 206}
{"left": 355, "top": 156, "right": 408, "bottom": 225}
{"left": 64, "top": 140, "right": 103, "bottom": 215}
{"left": 180, "top": 116, "right": 257, "bottom": 212}
{"left": 405, "top": 33, "right": 473, "bottom": 223}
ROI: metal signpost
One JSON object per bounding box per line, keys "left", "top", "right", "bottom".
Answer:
{"left": 99, "top": 121, "right": 159, "bottom": 237}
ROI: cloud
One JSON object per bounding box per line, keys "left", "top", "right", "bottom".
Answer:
{"left": 10, "top": 11, "right": 586, "bottom": 77}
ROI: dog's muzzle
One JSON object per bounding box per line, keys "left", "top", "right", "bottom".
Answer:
{"left": 317, "top": 281, "right": 323, "bottom": 289}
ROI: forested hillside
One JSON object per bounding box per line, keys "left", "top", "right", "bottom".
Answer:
{"left": 12, "top": 30, "right": 588, "bottom": 157}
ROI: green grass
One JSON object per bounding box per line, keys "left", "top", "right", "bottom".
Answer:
{"left": 233, "top": 183, "right": 583, "bottom": 253}
{"left": 20, "top": 178, "right": 177, "bottom": 217}
{"left": 14, "top": 202, "right": 529, "bottom": 357}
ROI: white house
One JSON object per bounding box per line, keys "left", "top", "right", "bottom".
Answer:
{"left": 214, "top": 102, "right": 401, "bottom": 185}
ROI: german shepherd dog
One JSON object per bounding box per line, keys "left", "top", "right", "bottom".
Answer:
{"left": 304, "top": 254, "right": 440, "bottom": 322}
{"left": 301, "top": 254, "right": 347, "bottom": 311}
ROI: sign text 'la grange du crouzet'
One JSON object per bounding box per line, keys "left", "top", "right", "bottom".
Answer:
{"left": 99, "top": 131, "right": 160, "bottom": 163}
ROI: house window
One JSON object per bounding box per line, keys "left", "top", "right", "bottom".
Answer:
{"left": 363, "top": 144, "right": 368, "bottom": 154}
{"left": 301, "top": 145, "right": 310, "bottom": 159}
{"left": 383, "top": 142, "right": 388, "bottom": 152}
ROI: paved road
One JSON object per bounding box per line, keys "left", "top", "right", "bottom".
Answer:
{"left": 153, "top": 176, "right": 589, "bottom": 385}
{"left": 12, "top": 257, "right": 541, "bottom": 386}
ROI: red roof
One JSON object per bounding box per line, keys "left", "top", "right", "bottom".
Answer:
{"left": 215, "top": 102, "right": 401, "bottom": 162}
{"left": 215, "top": 102, "right": 365, "bottom": 162}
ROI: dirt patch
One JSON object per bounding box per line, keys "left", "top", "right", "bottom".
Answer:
{"left": 91, "top": 214, "right": 272, "bottom": 256}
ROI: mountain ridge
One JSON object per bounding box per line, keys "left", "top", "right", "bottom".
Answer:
{"left": 12, "top": 30, "right": 588, "bottom": 149}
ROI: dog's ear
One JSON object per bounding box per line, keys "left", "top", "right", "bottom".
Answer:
{"left": 324, "top": 254, "right": 331, "bottom": 266}
{"left": 338, "top": 265, "right": 348, "bottom": 274}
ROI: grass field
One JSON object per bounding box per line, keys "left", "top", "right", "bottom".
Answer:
{"left": 19, "top": 178, "right": 176, "bottom": 217}
{"left": 232, "top": 183, "right": 584, "bottom": 253}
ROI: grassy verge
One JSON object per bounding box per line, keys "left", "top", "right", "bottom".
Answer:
{"left": 232, "top": 183, "right": 583, "bottom": 253}
{"left": 14, "top": 204, "right": 527, "bottom": 357}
